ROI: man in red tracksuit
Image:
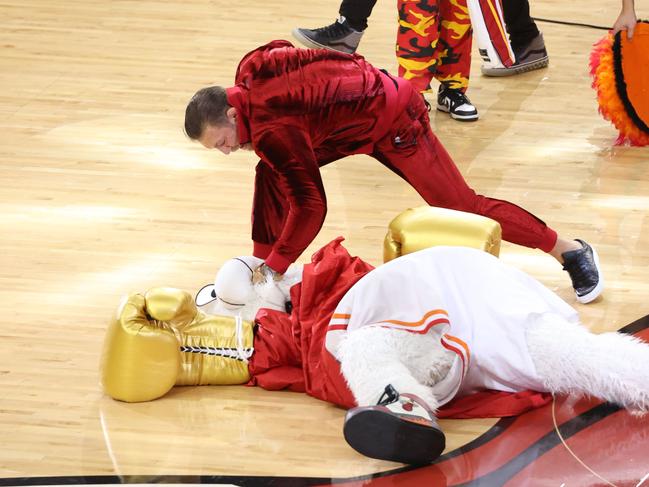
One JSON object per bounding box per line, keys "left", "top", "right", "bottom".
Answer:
{"left": 183, "top": 40, "right": 602, "bottom": 304}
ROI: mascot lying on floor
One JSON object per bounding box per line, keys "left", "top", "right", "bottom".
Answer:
{"left": 101, "top": 207, "right": 649, "bottom": 465}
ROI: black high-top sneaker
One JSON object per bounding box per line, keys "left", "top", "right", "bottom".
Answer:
{"left": 562, "top": 239, "right": 604, "bottom": 304}
{"left": 292, "top": 16, "right": 364, "bottom": 54}
{"left": 343, "top": 384, "right": 446, "bottom": 464}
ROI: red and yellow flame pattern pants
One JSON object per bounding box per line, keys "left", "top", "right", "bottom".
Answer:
{"left": 397, "top": 0, "right": 473, "bottom": 93}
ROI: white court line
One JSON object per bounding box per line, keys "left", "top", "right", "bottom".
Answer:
{"left": 551, "top": 396, "right": 617, "bottom": 487}
{"left": 636, "top": 472, "right": 649, "bottom": 487}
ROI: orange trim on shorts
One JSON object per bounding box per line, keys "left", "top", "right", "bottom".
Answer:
{"left": 381, "top": 309, "right": 449, "bottom": 327}
{"left": 332, "top": 313, "right": 351, "bottom": 319}
{"left": 443, "top": 334, "right": 471, "bottom": 363}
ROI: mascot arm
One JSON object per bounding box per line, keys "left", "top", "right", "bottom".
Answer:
{"left": 384, "top": 206, "right": 502, "bottom": 261}
{"left": 101, "top": 287, "right": 254, "bottom": 402}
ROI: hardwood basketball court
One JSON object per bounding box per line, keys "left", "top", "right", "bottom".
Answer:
{"left": 1, "top": 0, "right": 648, "bottom": 485}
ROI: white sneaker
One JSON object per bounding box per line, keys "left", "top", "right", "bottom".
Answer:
{"left": 436, "top": 87, "right": 479, "bottom": 121}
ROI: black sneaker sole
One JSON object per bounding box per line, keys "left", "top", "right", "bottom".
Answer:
{"left": 343, "top": 407, "right": 446, "bottom": 464}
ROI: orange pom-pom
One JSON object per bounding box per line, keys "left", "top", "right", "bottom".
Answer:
{"left": 590, "top": 22, "right": 649, "bottom": 146}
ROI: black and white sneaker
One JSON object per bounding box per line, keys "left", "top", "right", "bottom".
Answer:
{"left": 436, "top": 87, "right": 479, "bottom": 121}
{"left": 343, "top": 384, "right": 446, "bottom": 464}
{"left": 292, "top": 16, "right": 364, "bottom": 54}
{"left": 562, "top": 239, "right": 604, "bottom": 304}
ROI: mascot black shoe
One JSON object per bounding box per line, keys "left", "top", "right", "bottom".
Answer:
{"left": 343, "top": 384, "right": 446, "bottom": 465}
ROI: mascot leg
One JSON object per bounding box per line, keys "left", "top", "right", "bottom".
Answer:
{"left": 527, "top": 316, "right": 649, "bottom": 412}
{"left": 337, "top": 327, "right": 449, "bottom": 464}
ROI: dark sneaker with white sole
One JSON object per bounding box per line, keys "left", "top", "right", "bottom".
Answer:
{"left": 343, "top": 384, "right": 446, "bottom": 465}
{"left": 482, "top": 32, "right": 549, "bottom": 77}
{"left": 292, "top": 16, "right": 363, "bottom": 54}
{"left": 437, "top": 87, "right": 479, "bottom": 121}
{"left": 562, "top": 239, "right": 604, "bottom": 304}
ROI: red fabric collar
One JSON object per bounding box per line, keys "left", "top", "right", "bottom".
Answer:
{"left": 225, "top": 86, "right": 251, "bottom": 145}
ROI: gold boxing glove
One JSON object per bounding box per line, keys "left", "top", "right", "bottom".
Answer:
{"left": 100, "top": 287, "right": 254, "bottom": 402}
{"left": 383, "top": 206, "right": 502, "bottom": 262}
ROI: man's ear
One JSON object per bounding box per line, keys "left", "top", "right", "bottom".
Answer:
{"left": 225, "top": 106, "right": 238, "bottom": 122}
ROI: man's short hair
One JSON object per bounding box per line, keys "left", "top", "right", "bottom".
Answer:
{"left": 184, "top": 86, "right": 230, "bottom": 140}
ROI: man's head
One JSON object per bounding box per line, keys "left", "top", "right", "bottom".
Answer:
{"left": 184, "top": 86, "right": 252, "bottom": 154}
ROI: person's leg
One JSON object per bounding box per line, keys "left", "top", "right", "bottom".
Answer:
{"left": 396, "top": 0, "right": 442, "bottom": 93}
{"left": 373, "top": 86, "right": 602, "bottom": 301}
{"left": 339, "top": 0, "right": 378, "bottom": 31}
{"left": 482, "top": 0, "right": 548, "bottom": 76}
{"left": 502, "top": 0, "right": 538, "bottom": 50}
{"left": 338, "top": 327, "right": 442, "bottom": 407}
{"left": 291, "top": 0, "right": 375, "bottom": 54}
{"left": 434, "top": 0, "right": 478, "bottom": 121}
{"left": 374, "top": 88, "right": 556, "bottom": 251}
{"left": 434, "top": 0, "right": 472, "bottom": 92}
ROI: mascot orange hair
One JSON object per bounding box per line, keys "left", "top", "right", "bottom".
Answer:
{"left": 590, "top": 21, "right": 649, "bottom": 146}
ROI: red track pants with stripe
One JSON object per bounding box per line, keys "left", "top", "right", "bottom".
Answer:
{"left": 372, "top": 80, "right": 557, "bottom": 252}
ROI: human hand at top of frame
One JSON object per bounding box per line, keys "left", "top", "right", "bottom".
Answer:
{"left": 613, "top": 5, "right": 637, "bottom": 39}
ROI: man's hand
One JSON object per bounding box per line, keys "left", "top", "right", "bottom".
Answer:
{"left": 252, "top": 263, "right": 283, "bottom": 284}
{"left": 613, "top": 4, "right": 637, "bottom": 39}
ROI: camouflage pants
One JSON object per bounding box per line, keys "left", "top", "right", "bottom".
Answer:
{"left": 397, "top": 0, "right": 472, "bottom": 93}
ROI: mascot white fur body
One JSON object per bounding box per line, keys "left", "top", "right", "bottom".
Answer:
{"left": 201, "top": 246, "right": 649, "bottom": 464}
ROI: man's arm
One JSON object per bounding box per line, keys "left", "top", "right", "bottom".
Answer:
{"left": 613, "top": 0, "right": 637, "bottom": 39}
{"left": 251, "top": 126, "right": 327, "bottom": 275}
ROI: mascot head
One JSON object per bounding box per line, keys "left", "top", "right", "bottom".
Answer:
{"left": 195, "top": 257, "right": 302, "bottom": 322}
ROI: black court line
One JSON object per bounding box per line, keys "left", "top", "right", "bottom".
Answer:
{"left": 619, "top": 309, "right": 649, "bottom": 336}
{"left": 2, "top": 315, "right": 648, "bottom": 487}
{"left": 532, "top": 17, "right": 611, "bottom": 30}
{"left": 452, "top": 313, "right": 649, "bottom": 486}
{"left": 453, "top": 402, "right": 622, "bottom": 487}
